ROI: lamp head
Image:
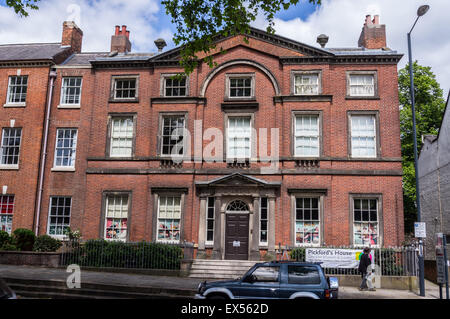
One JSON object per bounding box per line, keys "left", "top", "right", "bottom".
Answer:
{"left": 417, "top": 5, "right": 430, "bottom": 17}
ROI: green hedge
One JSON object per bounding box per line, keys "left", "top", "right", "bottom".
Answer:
{"left": 33, "top": 235, "right": 62, "bottom": 252}
{"left": 0, "top": 230, "right": 62, "bottom": 252}
{"left": 62, "top": 240, "right": 183, "bottom": 270}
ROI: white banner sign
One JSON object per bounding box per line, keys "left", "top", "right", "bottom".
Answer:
{"left": 305, "top": 248, "right": 373, "bottom": 268}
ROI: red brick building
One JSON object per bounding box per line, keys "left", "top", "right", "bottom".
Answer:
{"left": 0, "top": 16, "right": 404, "bottom": 260}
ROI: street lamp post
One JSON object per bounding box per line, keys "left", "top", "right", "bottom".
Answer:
{"left": 407, "top": 4, "right": 430, "bottom": 297}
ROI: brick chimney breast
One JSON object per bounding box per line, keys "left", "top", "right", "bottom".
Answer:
{"left": 111, "top": 25, "right": 132, "bottom": 53}
{"left": 62, "top": 21, "right": 83, "bottom": 54}
{"left": 358, "top": 14, "right": 386, "bottom": 49}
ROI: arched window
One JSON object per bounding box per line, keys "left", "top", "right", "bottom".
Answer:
{"left": 226, "top": 200, "right": 249, "bottom": 212}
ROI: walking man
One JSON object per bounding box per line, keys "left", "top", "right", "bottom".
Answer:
{"left": 358, "top": 247, "right": 375, "bottom": 291}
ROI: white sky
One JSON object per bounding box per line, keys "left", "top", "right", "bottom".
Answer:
{"left": 0, "top": 0, "right": 448, "bottom": 95}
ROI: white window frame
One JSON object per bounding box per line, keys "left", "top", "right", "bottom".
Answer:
{"left": 226, "top": 73, "right": 255, "bottom": 100}
{"left": 104, "top": 194, "right": 129, "bottom": 242}
{"left": 259, "top": 197, "right": 268, "bottom": 246}
{"left": 156, "top": 195, "right": 182, "bottom": 244}
{"left": 5, "top": 75, "right": 28, "bottom": 107}
{"left": 52, "top": 128, "right": 78, "bottom": 170}
{"left": 347, "top": 72, "right": 377, "bottom": 97}
{"left": 0, "top": 127, "right": 22, "bottom": 169}
{"left": 159, "top": 114, "right": 186, "bottom": 157}
{"left": 47, "top": 196, "right": 71, "bottom": 238}
{"left": 109, "top": 117, "right": 134, "bottom": 158}
{"left": 350, "top": 114, "right": 377, "bottom": 158}
{"left": 294, "top": 197, "right": 321, "bottom": 247}
{"left": 205, "top": 197, "right": 215, "bottom": 245}
{"left": 293, "top": 71, "right": 320, "bottom": 95}
{"left": 0, "top": 195, "right": 14, "bottom": 235}
{"left": 226, "top": 116, "right": 252, "bottom": 160}
{"left": 112, "top": 77, "right": 138, "bottom": 100}
{"left": 352, "top": 198, "right": 380, "bottom": 248}
{"left": 162, "top": 74, "right": 188, "bottom": 97}
{"left": 59, "top": 77, "right": 82, "bottom": 108}
{"left": 294, "top": 114, "right": 320, "bottom": 158}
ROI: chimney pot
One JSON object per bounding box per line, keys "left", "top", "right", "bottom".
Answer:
{"left": 358, "top": 14, "right": 386, "bottom": 49}
{"left": 372, "top": 15, "right": 380, "bottom": 25}
{"left": 111, "top": 25, "right": 132, "bottom": 53}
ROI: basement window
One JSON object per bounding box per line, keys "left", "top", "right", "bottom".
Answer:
{"left": 0, "top": 195, "right": 14, "bottom": 234}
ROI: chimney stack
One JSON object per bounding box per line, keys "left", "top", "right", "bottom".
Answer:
{"left": 111, "top": 25, "right": 132, "bottom": 53}
{"left": 61, "top": 21, "right": 83, "bottom": 54}
{"left": 358, "top": 14, "right": 386, "bottom": 49}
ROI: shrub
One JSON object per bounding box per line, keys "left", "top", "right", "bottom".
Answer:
{"left": 33, "top": 235, "right": 62, "bottom": 252}
{"left": 0, "top": 231, "right": 11, "bottom": 248}
{"left": 1, "top": 243, "right": 17, "bottom": 251}
{"left": 62, "top": 240, "right": 183, "bottom": 270}
{"left": 12, "top": 228, "right": 36, "bottom": 251}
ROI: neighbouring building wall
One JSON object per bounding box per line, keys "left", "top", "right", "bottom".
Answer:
{"left": 419, "top": 94, "right": 450, "bottom": 260}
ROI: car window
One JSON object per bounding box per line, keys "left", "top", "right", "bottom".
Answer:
{"left": 288, "top": 266, "right": 321, "bottom": 284}
{"left": 251, "top": 266, "right": 280, "bottom": 283}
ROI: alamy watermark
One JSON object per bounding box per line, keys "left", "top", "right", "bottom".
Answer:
{"left": 66, "top": 264, "right": 81, "bottom": 289}
{"left": 165, "top": 120, "right": 280, "bottom": 174}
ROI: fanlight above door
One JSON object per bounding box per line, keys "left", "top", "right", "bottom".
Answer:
{"left": 226, "top": 200, "right": 249, "bottom": 212}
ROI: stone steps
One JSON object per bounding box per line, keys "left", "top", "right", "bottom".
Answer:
{"left": 188, "top": 260, "right": 258, "bottom": 279}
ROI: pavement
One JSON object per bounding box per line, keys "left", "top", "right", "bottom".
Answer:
{"left": 0, "top": 264, "right": 444, "bottom": 299}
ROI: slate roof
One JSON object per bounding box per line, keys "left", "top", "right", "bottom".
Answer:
{"left": 0, "top": 43, "right": 69, "bottom": 62}
{"left": 61, "top": 53, "right": 109, "bottom": 65}
{"left": 325, "top": 47, "right": 400, "bottom": 56}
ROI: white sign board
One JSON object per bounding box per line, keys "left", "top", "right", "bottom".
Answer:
{"left": 414, "top": 222, "right": 426, "bottom": 238}
{"left": 305, "top": 248, "right": 373, "bottom": 269}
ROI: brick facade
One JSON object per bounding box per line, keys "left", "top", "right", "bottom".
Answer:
{"left": 0, "top": 18, "right": 405, "bottom": 260}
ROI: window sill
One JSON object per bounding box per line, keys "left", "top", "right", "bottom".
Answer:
{"left": 58, "top": 104, "right": 81, "bottom": 109}
{"left": 223, "top": 97, "right": 256, "bottom": 102}
{"left": 274, "top": 95, "right": 332, "bottom": 103}
{"left": 0, "top": 165, "right": 19, "bottom": 170}
{"left": 48, "top": 234, "right": 68, "bottom": 240}
{"left": 108, "top": 98, "right": 139, "bottom": 103}
{"left": 3, "top": 103, "right": 26, "bottom": 108}
{"left": 51, "top": 167, "right": 76, "bottom": 172}
{"left": 349, "top": 156, "right": 379, "bottom": 160}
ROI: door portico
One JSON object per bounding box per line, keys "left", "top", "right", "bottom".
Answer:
{"left": 196, "top": 173, "right": 280, "bottom": 260}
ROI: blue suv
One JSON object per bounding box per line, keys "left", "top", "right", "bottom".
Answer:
{"left": 195, "top": 261, "right": 339, "bottom": 299}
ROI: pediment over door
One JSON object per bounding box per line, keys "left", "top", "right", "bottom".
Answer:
{"left": 195, "top": 173, "right": 281, "bottom": 197}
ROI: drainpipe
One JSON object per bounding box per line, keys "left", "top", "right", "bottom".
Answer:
{"left": 34, "top": 69, "right": 57, "bottom": 236}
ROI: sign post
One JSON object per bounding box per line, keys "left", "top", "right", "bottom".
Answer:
{"left": 414, "top": 222, "right": 426, "bottom": 297}
{"left": 414, "top": 222, "right": 426, "bottom": 238}
{"left": 436, "top": 233, "right": 449, "bottom": 299}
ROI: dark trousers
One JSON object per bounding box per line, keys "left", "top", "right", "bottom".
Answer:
{"left": 360, "top": 272, "right": 368, "bottom": 289}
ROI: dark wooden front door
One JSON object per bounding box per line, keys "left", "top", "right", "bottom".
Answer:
{"left": 225, "top": 214, "right": 249, "bottom": 260}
